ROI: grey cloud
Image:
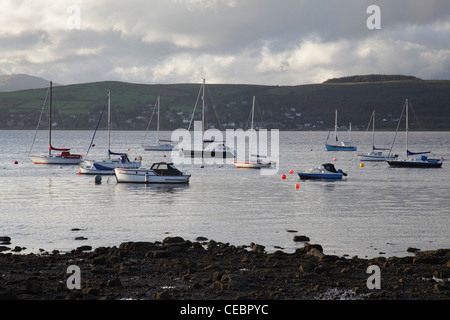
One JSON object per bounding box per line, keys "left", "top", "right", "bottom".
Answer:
{"left": 1, "top": 0, "right": 450, "bottom": 85}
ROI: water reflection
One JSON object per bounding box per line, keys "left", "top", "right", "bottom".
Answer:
{"left": 114, "top": 182, "right": 190, "bottom": 194}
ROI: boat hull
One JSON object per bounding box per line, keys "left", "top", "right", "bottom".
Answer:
{"left": 358, "top": 152, "right": 397, "bottom": 161}
{"left": 298, "top": 172, "right": 343, "bottom": 180}
{"left": 182, "top": 149, "right": 235, "bottom": 159}
{"left": 233, "top": 161, "right": 272, "bottom": 169}
{"left": 78, "top": 165, "right": 114, "bottom": 175}
{"left": 29, "top": 155, "right": 83, "bottom": 165}
{"left": 114, "top": 168, "right": 190, "bottom": 184}
{"left": 326, "top": 144, "right": 357, "bottom": 151}
{"left": 83, "top": 159, "right": 141, "bottom": 169}
{"left": 143, "top": 144, "right": 175, "bottom": 151}
{"left": 387, "top": 159, "right": 443, "bottom": 168}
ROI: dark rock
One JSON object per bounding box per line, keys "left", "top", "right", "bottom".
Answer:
{"left": 25, "top": 279, "right": 42, "bottom": 294}
{"left": 250, "top": 242, "right": 265, "bottom": 253}
{"left": 299, "top": 263, "right": 314, "bottom": 273}
{"left": 0, "top": 287, "right": 19, "bottom": 300}
{"left": 413, "top": 251, "right": 446, "bottom": 264}
{"left": 155, "top": 290, "right": 172, "bottom": 300}
{"left": 0, "top": 236, "right": 448, "bottom": 301}
{"left": 108, "top": 278, "right": 122, "bottom": 287}
{"left": 293, "top": 235, "right": 310, "bottom": 242}
{"left": 93, "top": 256, "right": 107, "bottom": 265}
{"left": 206, "top": 240, "right": 218, "bottom": 250}
{"left": 162, "top": 236, "right": 185, "bottom": 245}
{"left": 76, "top": 245, "right": 92, "bottom": 252}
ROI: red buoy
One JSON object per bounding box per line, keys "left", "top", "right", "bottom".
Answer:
{"left": 281, "top": 174, "right": 286, "bottom": 179}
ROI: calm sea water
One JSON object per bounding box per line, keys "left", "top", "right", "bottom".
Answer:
{"left": 0, "top": 130, "right": 449, "bottom": 258}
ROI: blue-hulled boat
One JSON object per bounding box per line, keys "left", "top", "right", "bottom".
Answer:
{"left": 298, "top": 163, "right": 347, "bottom": 180}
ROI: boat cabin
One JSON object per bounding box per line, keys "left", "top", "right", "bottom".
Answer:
{"left": 150, "top": 162, "right": 183, "bottom": 176}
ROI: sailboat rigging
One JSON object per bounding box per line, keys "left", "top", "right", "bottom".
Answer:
{"left": 28, "top": 81, "right": 83, "bottom": 164}
{"left": 325, "top": 109, "right": 357, "bottom": 151}
{"left": 142, "top": 96, "right": 176, "bottom": 151}
{"left": 387, "top": 99, "right": 443, "bottom": 168}
{"left": 79, "top": 90, "right": 141, "bottom": 174}
{"left": 181, "top": 79, "right": 235, "bottom": 159}
{"left": 358, "top": 110, "right": 397, "bottom": 161}
{"left": 234, "top": 96, "right": 273, "bottom": 168}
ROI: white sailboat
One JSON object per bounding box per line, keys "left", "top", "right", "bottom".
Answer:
{"left": 358, "top": 110, "right": 397, "bottom": 161}
{"left": 234, "top": 96, "right": 273, "bottom": 169}
{"left": 325, "top": 109, "right": 357, "bottom": 151}
{"left": 79, "top": 90, "right": 141, "bottom": 174}
{"left": 142, "top": 96, "right": 176, "bottom": 151}
{"left": 29, "top": 81, "right": 84, "bottom": 165}
{"left": 387, "top": 99, "right": 443, "bottom": 168}
{"left": 181, "top": 79, "right": 235, "bottom": 159}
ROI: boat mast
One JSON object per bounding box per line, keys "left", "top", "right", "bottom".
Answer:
{"left": 48, "top": 81, "right": 52, "bottom": 156}
{"left": 405, "top": 99, "right": 409, "bottom": 155}
{"left": 156, "top": 96, "right": 160, "bottom": 146}
{"left": 107, "top": 90, "right": 111, "bottom": 159}
{"left": 372, "top": 111, "right": 375, "bottom": 150}
{"left": 202, "top": 78, "right": 205, "bottom": 150}
{"left": 250, "top": 96, "right": 255, "bottom": 158}
{"left": 334, "top": 109, "right": 338, "bottom": 142}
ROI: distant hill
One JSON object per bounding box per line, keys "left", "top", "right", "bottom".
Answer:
{"left": 323, "top": 74, "right": 421, "bottom": 84}
{"left": 0, "top": 74, "right": 60, "bottom": 92}
{"left": 1, "top": 75, "right": 449, "bottom": 130}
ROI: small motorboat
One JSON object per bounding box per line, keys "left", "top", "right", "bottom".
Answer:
{"left": 298, "top": 163, "right": 347, "bottom": 180}
{"left": 114, "top": 162, "right": 190, "bottom": 184}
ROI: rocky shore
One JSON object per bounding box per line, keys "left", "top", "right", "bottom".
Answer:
{"left": 0, "top": 236, "right": 449, "bottom": 301}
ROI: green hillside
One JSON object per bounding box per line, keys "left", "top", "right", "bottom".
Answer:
{"left": 1, "top": 77, "right": 450, "bottom": 130}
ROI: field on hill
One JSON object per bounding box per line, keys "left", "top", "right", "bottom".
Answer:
{"left": 1, "top": 78, "right": 449, "bottom": 130}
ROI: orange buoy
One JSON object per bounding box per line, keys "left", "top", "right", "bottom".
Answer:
{"left": 295, "top": 184, "right": 300, "bottom": 189}
{"left": 360, "top": 163, "right": 364, "bottom": 167}
{"left": 281, "top": 174, "right": 286, "bottom": 179}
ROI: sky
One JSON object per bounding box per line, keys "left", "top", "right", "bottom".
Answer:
{"left": 1, "top": 0, "right": 450, "bottom": 86}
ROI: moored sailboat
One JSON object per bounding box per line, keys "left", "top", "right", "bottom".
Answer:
{"left": 180, "top": 79, "right": 235, "bottom": 160}
{"left": 79, "top": 90, "right": 141, "bottom": 174}
{"left": 387, "top": 99, "right": 443, "bottom": 168}
{"left": 325, "top": 110, "right": 357, "bottom": 151}
{"left": 358, "top": 110, "right": 397, "bottom": 161}
{"left": 28, "top": 81, "right": 83, "bottom": 165}
{"left": 142, "top": 96, "right": 176, "bottom": 151}
{"left": 234, "top": 96, "right": 273, "bottom": 169}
